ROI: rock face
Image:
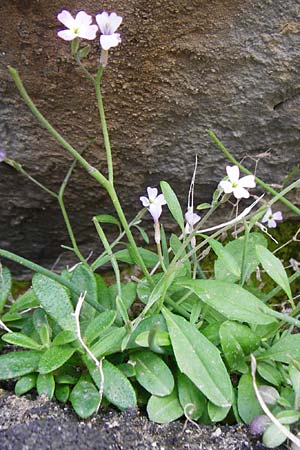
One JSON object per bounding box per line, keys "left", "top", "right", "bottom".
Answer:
{"left": 0, "top": 0, "right": 299, "bottom": 273}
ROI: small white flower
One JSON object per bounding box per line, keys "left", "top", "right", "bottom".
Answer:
{"left": 261, "top": 207, "right": 283, "bottom": 228}
{"left": 140, "top": 187, "right": 167, "bottom": 223}
{"left": 57, "top": 10, "right": 98, "bottom": 41}
{"left": 219, "top": 165, "right": 256, "bottom": 199}
{"left": 185, "top": 209, "right": 201, "bottom": 234}
{"left": 95, "top": 12, "right": 122, "bottom": 50}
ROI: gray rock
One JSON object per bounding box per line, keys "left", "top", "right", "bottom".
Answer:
{"left": 0, "top": 0, "right": 299, "bottom": 272}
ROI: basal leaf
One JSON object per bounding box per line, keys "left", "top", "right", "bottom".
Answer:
{"left": 37, "top": 373, "right": 55, "bottom": 399}
{"left": 15, "top": 373, "right": 37, "bottom": 395}
{"left": 32, "top": 274, "right": 75, "bottom": 332}
{"left": 163, "top": 308, "right": 233, "bottom": 407}
{"left": 71, "top": 265, "right": 98, "bottom": 325}
{"left": 70, "top": 379, "right": 100, "bottom": 418}
{"left": 177, "top": 372, "right": 206, "bottom": 420}
{"left": 237, "top": 373, "right": 262, "bottom": 424}
{"left": 0, "top": 351, "right": 40, "bottom": 380}
{"left": 130, "top": 350, "right": 174, "bottom": 396}
{"left": 208, "top": 401, "right": 231, "bottom": 422}
{"left": 260, "top": 334, "right": 300, "bottom": 363}
{"left": 2, "top": 332, "right": 43, "bottom": 351}
{"left": 181, "top": 279, "right": 276, "bottom": 325}
{"left": 0, "top": 266, "right": 11, "bottom": 312}
{"left": 209, "top": 239, "right": 241, "bottom": 278}
{"left": 83, "top": 310, "right": 116, "bottom": 345}
{"left": 39, "top": 345, "right": 76, "bottom": 374}
{"left": 55, "top": 384, "right": 70, "bottom": 403}
{"left": 147, "top": 389, "right": 183, "bottom": 423}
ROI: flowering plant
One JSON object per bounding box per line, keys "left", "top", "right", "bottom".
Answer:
{"left": 0, "top": 9, "right": 300, "bottom": 449}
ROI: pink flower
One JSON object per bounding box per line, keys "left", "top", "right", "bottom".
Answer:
{"left": 57, "top": 10, "right": 98, "bottom": 41}
{"left": 261, "top": 207, "right": 283, "bottom": 228}
{"left": 140, "top": 187, "right": 167, "bottom": 223}
{"left": 95, "top": 12, "right": 122, "bottom": 50}
{"left": 219, "top": 165, "right": 256, "bottom": 199}
{"left": 185, "top": 209, "right": 201, "bottom": 234}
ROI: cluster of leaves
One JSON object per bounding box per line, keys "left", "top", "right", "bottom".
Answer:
{"left": 1, "top": 205, "right": 300, "bottom": 448}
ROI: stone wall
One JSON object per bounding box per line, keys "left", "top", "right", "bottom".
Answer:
{"left": 0, "top": 0, "right": 299, "bottom": 272}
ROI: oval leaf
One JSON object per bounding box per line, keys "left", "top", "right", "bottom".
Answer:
{"left": 0, "top": 351, "right": 40, "bottom": 380}
{"left": 15, "top": 373, "right": 37, "bottom": 395}
{"left": 182, "top": 279, "right": 276, "bottom": 325}
{"left": 147, "top": 389, "right": 183, "bottom": 423}
{"left": 163, "top": 308, "right": 233, "bottom": 407}
{"left": 39, "top": 345, "right": 76, "bottom": 374}
{"left": 260, "top": 334, "right": 300, "bottom": 363}
{"left": 70, "top": 379, "right": 100, "bottom": 418}
{"left": 177, "top": 372, "right": 206, "bottom": 420}
{"left": 33, "top": 274, "right": 75, "bottom": 332}
{"left": 130, "top": 350, "right": 174, "bottom": 396}
{"left": 2, "top": 332, "right": 43, "bottom": 351}
{"left": 37, "top": 373, "right": 55, "bottom": 399}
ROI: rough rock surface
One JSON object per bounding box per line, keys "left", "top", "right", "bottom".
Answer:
{"left": 0, "top": 0, "right": 299, "bottom": 272}
{"left": 0, "top": 389, "right": 275, "bottom": 450}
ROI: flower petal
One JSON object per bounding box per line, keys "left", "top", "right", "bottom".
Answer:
{"left": 108, "top": 12, "right": 122, "bottom": 33}
{"left": 57, "top": 29, "right": 77, "bottom": 41}
{"left": 267, "top": 219, "right": 277, "bottom": 228}
{"left": 219, "top": 180, "right": 233, "bottom": 194}
{"left": 79, "top": 24, "right": 98, "bottom": 40}
{"left": 96, "top": 12, "right": 109, "bottom": 34}
{"left": 262, "top": 208, "right": 272, "bottom": 223}
{"left": 155, "top": 194, "right": 167, "bottom": 206}
{"left": 146, "top": 187, "right": 158, "bottom": 202}
{"left": 226, "top": 165, "right": 239, "bottom": 183}
{"left": 75, "top": 10, "right": 93, "bottom": 27}
{"left": 273, "top": 211, "right": 283, "bottom": 221}
{"left": 100, "top": 33, "right": 121, "bottom": 50}
{"left": 233, "top": 186, "right": 250, "bottom": 199}
{"left": 140, "top": 196, "right": 150, "bottom": 207}
{"left": 57, "top": 10, "right": 75, "bottom": 28}
{"left": 149, "top": 203, "right": 162, "bottom": 222}
{"left": 185, "top": 211, "right": 200, "bottom": 226}
{"left": 239, "top": 175, "right": 256, "bottom": 188}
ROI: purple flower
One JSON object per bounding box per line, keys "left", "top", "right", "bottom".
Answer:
{"left": 95, "top": 12, "right": 122, "bottom": 50}
{"left": 140, "top": 187, "right": 167, "bottom": 223}
{"left": 249, "top": 415, "right": 271, "bottom": 435}
{"left": 261, "top": 207, "right": 283, "bottom": 228}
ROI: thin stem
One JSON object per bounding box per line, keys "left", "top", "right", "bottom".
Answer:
{"left": 156, "top": 240, "right": 167, "bottom": 273}
{"left": 0, "top": 248, "right": 105, "bottom": 314}
{"left": 9, "top": 67, "right": 110, "bottom": 189}
{"left": 93, "top": 217, "right": 122, "bottom": 298}
{"left": 94, "top": 68, "right": 114, "bottom": 184}
{"left": 208, "top": 130, "right": 300, "bottom": 215}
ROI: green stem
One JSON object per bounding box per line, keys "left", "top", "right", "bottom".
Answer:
{"left": 208, "top": 130, "right": 300, "bottom": 215}
{"left": 9, "top": 66, "right": 110, "bottom": 190}
{"left": 94, "top": 68, "right": 114, "bottom": 184}
{"left": 93, "top": 217, "right": 122, "bottom": 298}
{"left": 262, "top": 271, "right": 300, "bottom": 303}
{"left": 0, "top": 248, "right": 104, "bottom": 313}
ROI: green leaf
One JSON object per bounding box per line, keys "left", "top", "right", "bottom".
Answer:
{"left": 33, "top": 309, "right": 51, "bottom": 346}
{"left": 163, "top": 308, "right": 233, "bottom": 407}
{"left": 32, "top": 274, "right": 75, "bottom": 332}
{"left": 9, "top": 288, "right": 38, "bottom": 313}
{"left": 219, "top": 321, "right": 260, "bottom": 373}
{"left": 130, "top": 351, "right": 174, "bottom": 396}
{"left": 83, "top": 310, "right": 116, "bottom": 345}
{"left": 15, "top": 373, "right": 37, "bottom": 395}
{"left": 289, "top": 363, "right": 300, "bottom": 408}
{"left": 94, "top": 214, "right": 121, "bottom": 231}
{"left": 2, "top": 332, "right": 43, "bottom": 350}
{"left": 93, "top": 248, "right": 158, "bottom": 271}
{"left": 263, "top": 423, "right": 289, "bottom": 448}
{"left": 88, "top": 359, "right": 137, "bottom": 410}
{"left": 37, "top": 373, "right": 55, "bottom": 399}
{"left": 215, "top": 233, "right": 267, "bottom": 282}
{"left": 52, "top": 330, "right": 77, "bottom": 346}
{"left": 160, "top": 181, "right": 184, "bottom": 232}
{"left": 237, "top": 373, "right": 262, "bottom": 424}
{"left": 256, "top": 245, "right": 293, "bottom": 304}
{"left": 196, "top": 202, "right": 211, "bottom": 211}
{"left": 55, "top": 384, "right": 70, "bottom": 403}
{"left": 177, "top": 372, "right": 206, "bottom": 420}
{"left": 209, "top": 239, "right": 241, "bottom": 278}
{"left": 147, "top": 389, "right": 183, "bottom": 423}
{"left": 135, "top": 330, "right": 170, "bottom": 348}
{"left": 89, "top": 326, "right": 127, "bottom": 359}
{"left": 77, "top": 44, "right": 91, "bottom": 59}
{"left": 70, "top": 379, "right": 100, "bottom": 418}
{"left": 95, "top": 274, "right": 111, "bottom": 309}
{"left": 170, "top": 234, "right": 191, "bottom": 276}
{"left": 0, "top": 266, "right": 11, "bottom": 312}
{"left": 39, "top": 345, "right": 76, "bottom": 374}
{"left": 257, "top": 361, "right": 282, "bottom": 387}
{"left": 260, "top": 334, "right": 300, "bottom": 363}
{"left": 126, "top": 314, "right": 167, "bottom": 349}
{"left": 0, "top": 351, "right": 40, "bottom": 380}
{"left": 208, "top": 402, "right": 231, "bottom": 422}
{"left": 71, "top": 265, "right": 98, "bottom": 325}
{"left": 181, "top": 279, "right": 276, "bottom": 325}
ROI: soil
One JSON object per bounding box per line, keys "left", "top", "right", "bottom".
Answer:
{"left": 0, "top": 388, "right": 283, "bottom": 450}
